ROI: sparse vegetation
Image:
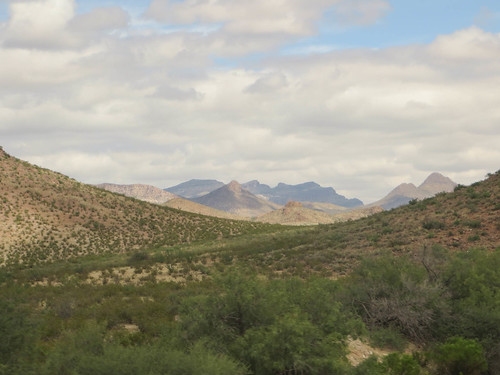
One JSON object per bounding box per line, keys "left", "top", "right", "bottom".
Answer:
{"left": 1, "top": 151, "right": 499, "bottom": 374}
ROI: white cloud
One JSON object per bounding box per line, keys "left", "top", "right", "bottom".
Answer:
{"left": 0, "top": 1, "right": 499, "bottom": 202}
{"left": 1, "top": 0, "right": 130, "bottom": 49}
{"left": 3, "top": 0, "right": 76, "bottom": 48}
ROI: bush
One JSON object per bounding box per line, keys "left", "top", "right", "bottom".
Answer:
{"left": 422, "top": 220, "right": 445, "bottom": 230}
{"left": 430, "top": 337, "right": 487, "bottom": 375}
{"left": 370, "top": 327, "right": 407, "bottom": 351}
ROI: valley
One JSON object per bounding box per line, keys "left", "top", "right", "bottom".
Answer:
{"left": 0, "top": 147, "right": 499, "bottom": 374}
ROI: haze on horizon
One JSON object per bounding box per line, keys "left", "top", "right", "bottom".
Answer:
{"left": 1, "top": 0, "right": 499, "bottom": 203}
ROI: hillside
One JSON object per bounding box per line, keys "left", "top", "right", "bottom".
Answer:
{"left": 96, "top": 183, "right": 177, "bottom": 204}
{"left": 1, "top": 147, "right": 498, "bottom": 374}
{"left": 192, "top": 181, "right": 282, "bottom": 217}
{"left": 301, "top": 201, "right": 350, "bottom": 215}
{"left": 0, "top": 148, "right": 277, "bottom": 266}
{"left": 255, "top": 201, "right": 384, "bottom": 225}
{"left": 255, "top": 201, "right": 340, "bottom": 225}
{"left": 370, "top": 172, "right": 457, "bottom": 209}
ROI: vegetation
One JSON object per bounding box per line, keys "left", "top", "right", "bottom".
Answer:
{"left": 1, "top": 151, "right": 499, "bottom": 374}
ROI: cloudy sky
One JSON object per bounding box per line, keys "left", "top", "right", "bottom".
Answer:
{"left": 1, "top": 0, "right": 500, "bottom": 203}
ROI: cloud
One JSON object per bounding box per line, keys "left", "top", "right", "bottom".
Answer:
{"left": 244, "top": 72, "right": 288, "bottom": 94}
{"left": 331, "top": 0, "right": 391, "bottom": 27}
{"left": 1, "top": 0, "right": 129, "bottom": 49}
{"left": 69, "top": 6, "right": 129, "bottom": 33}
{"left": 2, "top": 0, "right": 76, "bottom": 48}
{"left": 0, "top": 1, "right": 499, "bottom": 202}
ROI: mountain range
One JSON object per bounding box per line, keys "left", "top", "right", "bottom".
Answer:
{"left": 97, "top": 172, "right": 458, "bottom": 223}
{"left": 192, "top": 180, "right": 281, "bottom": 218}
{"left": 370, "top": 172, "right": 457, "bottom": 210}
{"left": 241, "top": 180, "right": 363, "bottom": 207}
{"left": 96, "top": 183, "right": 177, "bottom": 204}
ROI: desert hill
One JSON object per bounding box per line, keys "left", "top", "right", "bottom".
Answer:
{"left": 255, "top": 201, "right": 340, "bottom": 225}
{"left": 370, "top": 172, "right": 457, "bottom": 209}
{"left": 255, "top": 202, "right": 384, "bottom": 225}
{"left": 97, "top": 183, "right": 177, "bottom": 204}
{"left": 192, "top": 181, "right": 282, "bottom": 218}
{"left": 165, "top": 179, "right": 224, "bottom": 198}
{"left": 301, "top": 201, "right": 350, "bottom": 215}
{"left": 0, "top": 148, "right": 273, "bottom": 266}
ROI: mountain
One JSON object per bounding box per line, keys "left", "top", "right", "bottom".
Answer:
{"left": 301, "top": 201, "right": 350, "bottom": 215}
{"left": 165, "top": 179, "right": 224, "bottom": 198}
{"left": 192, "top": 181, "right": 281, "bottom": 218}
{"left": 0, "top": 148, "right": 274, "bottom": 266}
{"left": 242, "top": 180, "right": 363, "bottom": 207}
{"left": 96, "top": 183, "right": 177, "bottom": 204}
{"left": 370, "top": 172, "right": 457, "bottom": 210}
{"left": 241, "top": 180, "right": 273, "bottom": 196}
{"left": 255, "top": 201, "right": 340, "bottom": 225}
{"left": 255, "top": 202, "right": 383, "bottom": 225}
{"left": 164, "top": 197, "right": 248, "bottom": 221}
{"left": 418, "top": 172, "right": 457, "bottom": 195}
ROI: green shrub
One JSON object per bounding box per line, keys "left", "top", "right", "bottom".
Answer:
{"left": 370, "top": 327, "right": 407, "bottom": 351}
{"left": 430, "top": 337, "right": 487, "bottom": 375}
{"left": 422, "top": 220, "right": 445, "bottom": 230}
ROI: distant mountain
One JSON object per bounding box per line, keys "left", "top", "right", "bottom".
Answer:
{"left": 164, "top": 198, "right": 248, "bottom": 221}
{"left": 165, "top": 179, "right": 224, "bottom": 198}
{"left": 242, "top": 181, "right": 363, "bottom": 207}
{"left": 370, "top": 172, "right": 457, "bottom": 210}
{"left": 193, "top": 181, "right": 281, "bottom": 218}
{"left": 300, "top": 202, "right": 350, "bottom": 215}
{"left": 255, "top": 201, "right": 383, "bottom": 225}
{"left": 418, "top": 172, "right": 457, "bottom": 195}
{"left": 241, "top": 180, "right": 273, "bottom": 196}
{"left": 255, "top": 201, "right": 338, "bottom": 225}
{"left": 97, "top": 183, "right": 177, "bottom": 204}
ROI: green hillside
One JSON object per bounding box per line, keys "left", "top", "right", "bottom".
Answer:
{"left": 0, "top": 149, "right": 499, "bottom": 375}
{"left": 0, "top": 147, "right": 282, "bottom": 267}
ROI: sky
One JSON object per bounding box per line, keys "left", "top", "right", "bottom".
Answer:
{"left": 1, "top": 0, "right": 500, "bottom": 203}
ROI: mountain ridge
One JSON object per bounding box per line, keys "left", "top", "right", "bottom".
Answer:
{"left": 96, "top": 183, "right": 177, "bottom": 204}
{"left": 192, "top": 181, "right": 281, "bottom": 218}
{"left": 369, "top": 172, "right": 457, "bottom": 209}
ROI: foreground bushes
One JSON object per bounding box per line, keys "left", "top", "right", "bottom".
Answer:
{"left": 0, "top": 246, "right": 498, "bottom": 374}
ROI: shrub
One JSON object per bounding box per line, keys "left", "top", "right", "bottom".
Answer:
{"left": 422, "top": 220, "right": 445, "bottom": 230}
{"left": 430, "top": 337, "right": 487, "bottom": 375}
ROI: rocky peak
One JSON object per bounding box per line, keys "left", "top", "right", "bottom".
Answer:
{"left": 421, "top": 172, "right": 449, "bottom": 185}
{"left": 419, "top": 172, "right": 457, "bottom": 194}
{"left": 227, "top": 180, "right": 242, "bottom": 193}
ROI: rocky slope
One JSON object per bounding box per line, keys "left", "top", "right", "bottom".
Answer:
{"left": 255, "top": 202, "right": 383, "bottom": 225}
{"left": 97, "top": 183, "right": 177, "bottom": 204}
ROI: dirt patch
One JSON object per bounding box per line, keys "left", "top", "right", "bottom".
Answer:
{"left": 346, "top": 337, "right": 393, "bottom": 366}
